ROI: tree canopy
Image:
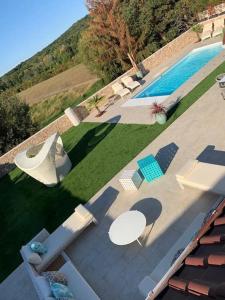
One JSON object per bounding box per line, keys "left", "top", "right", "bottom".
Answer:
{"left": 78, "top": 0, "right": 223, "bottom": 81}
{"left": 0, "top": 96, "right": 37, "bottom": 154}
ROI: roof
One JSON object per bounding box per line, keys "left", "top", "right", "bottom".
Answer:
{"left": 157, "top": 198, "right": 225, "bottom": 300}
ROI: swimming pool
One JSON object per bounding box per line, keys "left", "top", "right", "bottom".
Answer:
{"left": 127, "top": 42, "right": 223, "bottom": 106}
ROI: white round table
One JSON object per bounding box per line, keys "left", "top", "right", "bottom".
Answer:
{"left": 108, "top": 210, "right": 146, "bottom": 246}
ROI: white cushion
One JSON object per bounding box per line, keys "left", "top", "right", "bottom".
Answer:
{"left": 28, "top": 253, "right": 42, "bottom": 265}
{"left": 36, "top": 276, "right": 51, "bottom": 297}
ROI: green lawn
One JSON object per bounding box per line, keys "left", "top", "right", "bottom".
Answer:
{"left": 1, "top": 58, "right": 225, "bottom": 282}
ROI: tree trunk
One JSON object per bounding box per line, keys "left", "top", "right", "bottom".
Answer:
{"left": 128, "top": 52, "right": 139, "bottom": 71}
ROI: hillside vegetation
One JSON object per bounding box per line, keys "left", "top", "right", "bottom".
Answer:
{"left": 0, "top": 16, "right": 89, "bottom": 95}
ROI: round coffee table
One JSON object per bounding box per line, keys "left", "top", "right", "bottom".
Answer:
{"left": 108, "top": 210, "right": 146, "bottom": 246}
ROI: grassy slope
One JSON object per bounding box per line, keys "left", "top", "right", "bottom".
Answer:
{"left": 30, "top": 79, "right": 104, "bottom": 128}
{"left": 1, "top": 59, "right": 225, "bottom": 282}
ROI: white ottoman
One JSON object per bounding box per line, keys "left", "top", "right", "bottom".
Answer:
{"left": 119, "top": 170, "right": 143, "bottom": 190}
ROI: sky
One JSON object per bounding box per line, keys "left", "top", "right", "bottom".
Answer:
{"left": 0, "top": 0, "right": 88, "bottom": 76}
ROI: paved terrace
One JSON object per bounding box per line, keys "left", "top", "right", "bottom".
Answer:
{"left": 2, "top": 76, "right": 225, "bottom": 299}
{"left": 84, "top": 36, "right": 223, "bottom": 125}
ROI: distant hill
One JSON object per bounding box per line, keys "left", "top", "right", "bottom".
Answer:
{"left": 18, "top": 64, "right": 98, "bottom": 105}
{"left": 0, "top": 15, "right": 89, "bottom": 95}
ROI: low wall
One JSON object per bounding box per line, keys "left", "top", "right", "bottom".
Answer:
{"left": 0, "top": 29, "right": 198, "bottom": 178}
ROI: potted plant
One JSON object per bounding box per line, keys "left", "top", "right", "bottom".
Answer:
{"left": 192, "top": 24, "right": 203, "bottom": 42}
{"left": 88, "top": 95, "right": 105, "bottom": 117}
{"left": 150, "top": 102, "right": 167, "bottom": 125}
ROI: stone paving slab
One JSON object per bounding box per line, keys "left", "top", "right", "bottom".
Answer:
{"left": 65, "top": 83, "right": 225, "bottom": 299}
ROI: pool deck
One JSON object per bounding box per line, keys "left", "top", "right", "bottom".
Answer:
{"left": 2, "top": 74, "right": 225, "bottom": 299}
{"left": 84, "top": 36, "right": 224, "bottom": 125}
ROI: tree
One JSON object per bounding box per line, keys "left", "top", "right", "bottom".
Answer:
{"left": 80, "top": 0, "right": 152, "bottom": 80}
{"left": 80, "top": 0, "right": 198, "bottom": 80}
{"left": 0, "top": 96, "right": 37, "bottom": 154}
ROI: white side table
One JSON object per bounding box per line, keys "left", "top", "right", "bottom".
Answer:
{"left": 119, "top": 169, "right": 143, "bottom": 190}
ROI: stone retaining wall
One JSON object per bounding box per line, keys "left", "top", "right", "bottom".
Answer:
{"left": 0, "top": 29, "right": 198, "bottom": 178}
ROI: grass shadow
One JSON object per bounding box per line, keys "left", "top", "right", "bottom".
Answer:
{"left": 68, "top": 116, "right": 121, "bottom": 167}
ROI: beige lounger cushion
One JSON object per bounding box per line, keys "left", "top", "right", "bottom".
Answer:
{"left": 176, "top": 160, "right": 225, "bottom": 195}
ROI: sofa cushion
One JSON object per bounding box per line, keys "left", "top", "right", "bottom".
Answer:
{"left": 28, "top": 253, "right": 42, "bottom": 265}
{"left": 36, "top": 276, "right": 52, "bottom": 297}
{"left": 22, "top": 245, "right": 42, "bottom": 264}
{"left": 30, "top": 241, "right": 47, "bottom": 254}
{"left": 50, "top": 282, "right": 74, "bottom": 299}
{"left": 43, "top": 271, "right": 67, "bottom": 285}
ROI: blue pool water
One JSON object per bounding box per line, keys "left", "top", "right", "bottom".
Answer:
{"left": 135, "top": 43, "right": 223, "bottom": 99}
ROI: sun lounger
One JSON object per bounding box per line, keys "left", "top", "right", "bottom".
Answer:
{"left": 201, "top": 22, "right": 213, "bottom": 40}
{"left": 21, "top": 204, "right": 97, "bottom": 273}
{"left": 212, "top": 18, "right": 224, "bottom": 37}
{"left": 121, "top": 76, "right": 141, "bottom": 91}
{"left": 112, "top": 82, "right": 130, "bottom": 99}
{"left": 176, "top": 159, "right": 225, "bottom": 195}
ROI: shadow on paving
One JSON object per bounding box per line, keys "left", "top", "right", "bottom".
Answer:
{"left": 197, "top": 145, "right": 225, "bottom": 166}
{"left": 155, "top": 142, "right": 179, "bottom": 173}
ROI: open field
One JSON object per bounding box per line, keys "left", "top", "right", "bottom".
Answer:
{"left": 30, "top": 80, "right": 104, "bottom": 128}
{"left": 18, "top": 64, "right": 98, "bottom": 105}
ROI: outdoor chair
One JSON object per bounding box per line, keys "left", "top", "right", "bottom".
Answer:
{"left": 112, "top": 82, "right": 130, "bottom": 99}
{"left": 212, "top": 18, "right": 224, "bottom": 37}
{"left": 121, "top": 75, "right": 141, "bottom": 91}
{"left": 14, "top": 132, "right": 71, "bottom": 187}
{"left": 21, "top": 204, "right": 97, "bottom": 273}
{"left": 201, "top": 22, "right": 213, "bottom": 40}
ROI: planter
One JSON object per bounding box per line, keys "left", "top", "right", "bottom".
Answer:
{"left": 136, "top": 70, "right": 144, "bottom": 79}
{"left": 155, "top": 113, "right": 167, "bottom": 125}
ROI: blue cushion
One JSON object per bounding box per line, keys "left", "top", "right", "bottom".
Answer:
{"left": 50, "top": 282, "right": 74, "bottom": 299}
{"left": 30, "top": 241, "right": 47, "bottom": 254}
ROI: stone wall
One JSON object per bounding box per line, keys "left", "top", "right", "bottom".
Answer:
{"left": 0, "top": 28, "right": 198, "bottom": 178}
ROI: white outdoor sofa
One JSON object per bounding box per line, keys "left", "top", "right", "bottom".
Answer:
{"left": 22, "top": 233, "right": 99, "bottom": 300}
{"left": 138, "top": 213, "right": 206, "bottom": 300}
{"left": 21, "top": 204, "right": 97, "bottom": 273}
{"left": 176, "top": 159, "right": 225, "bottom": 195}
